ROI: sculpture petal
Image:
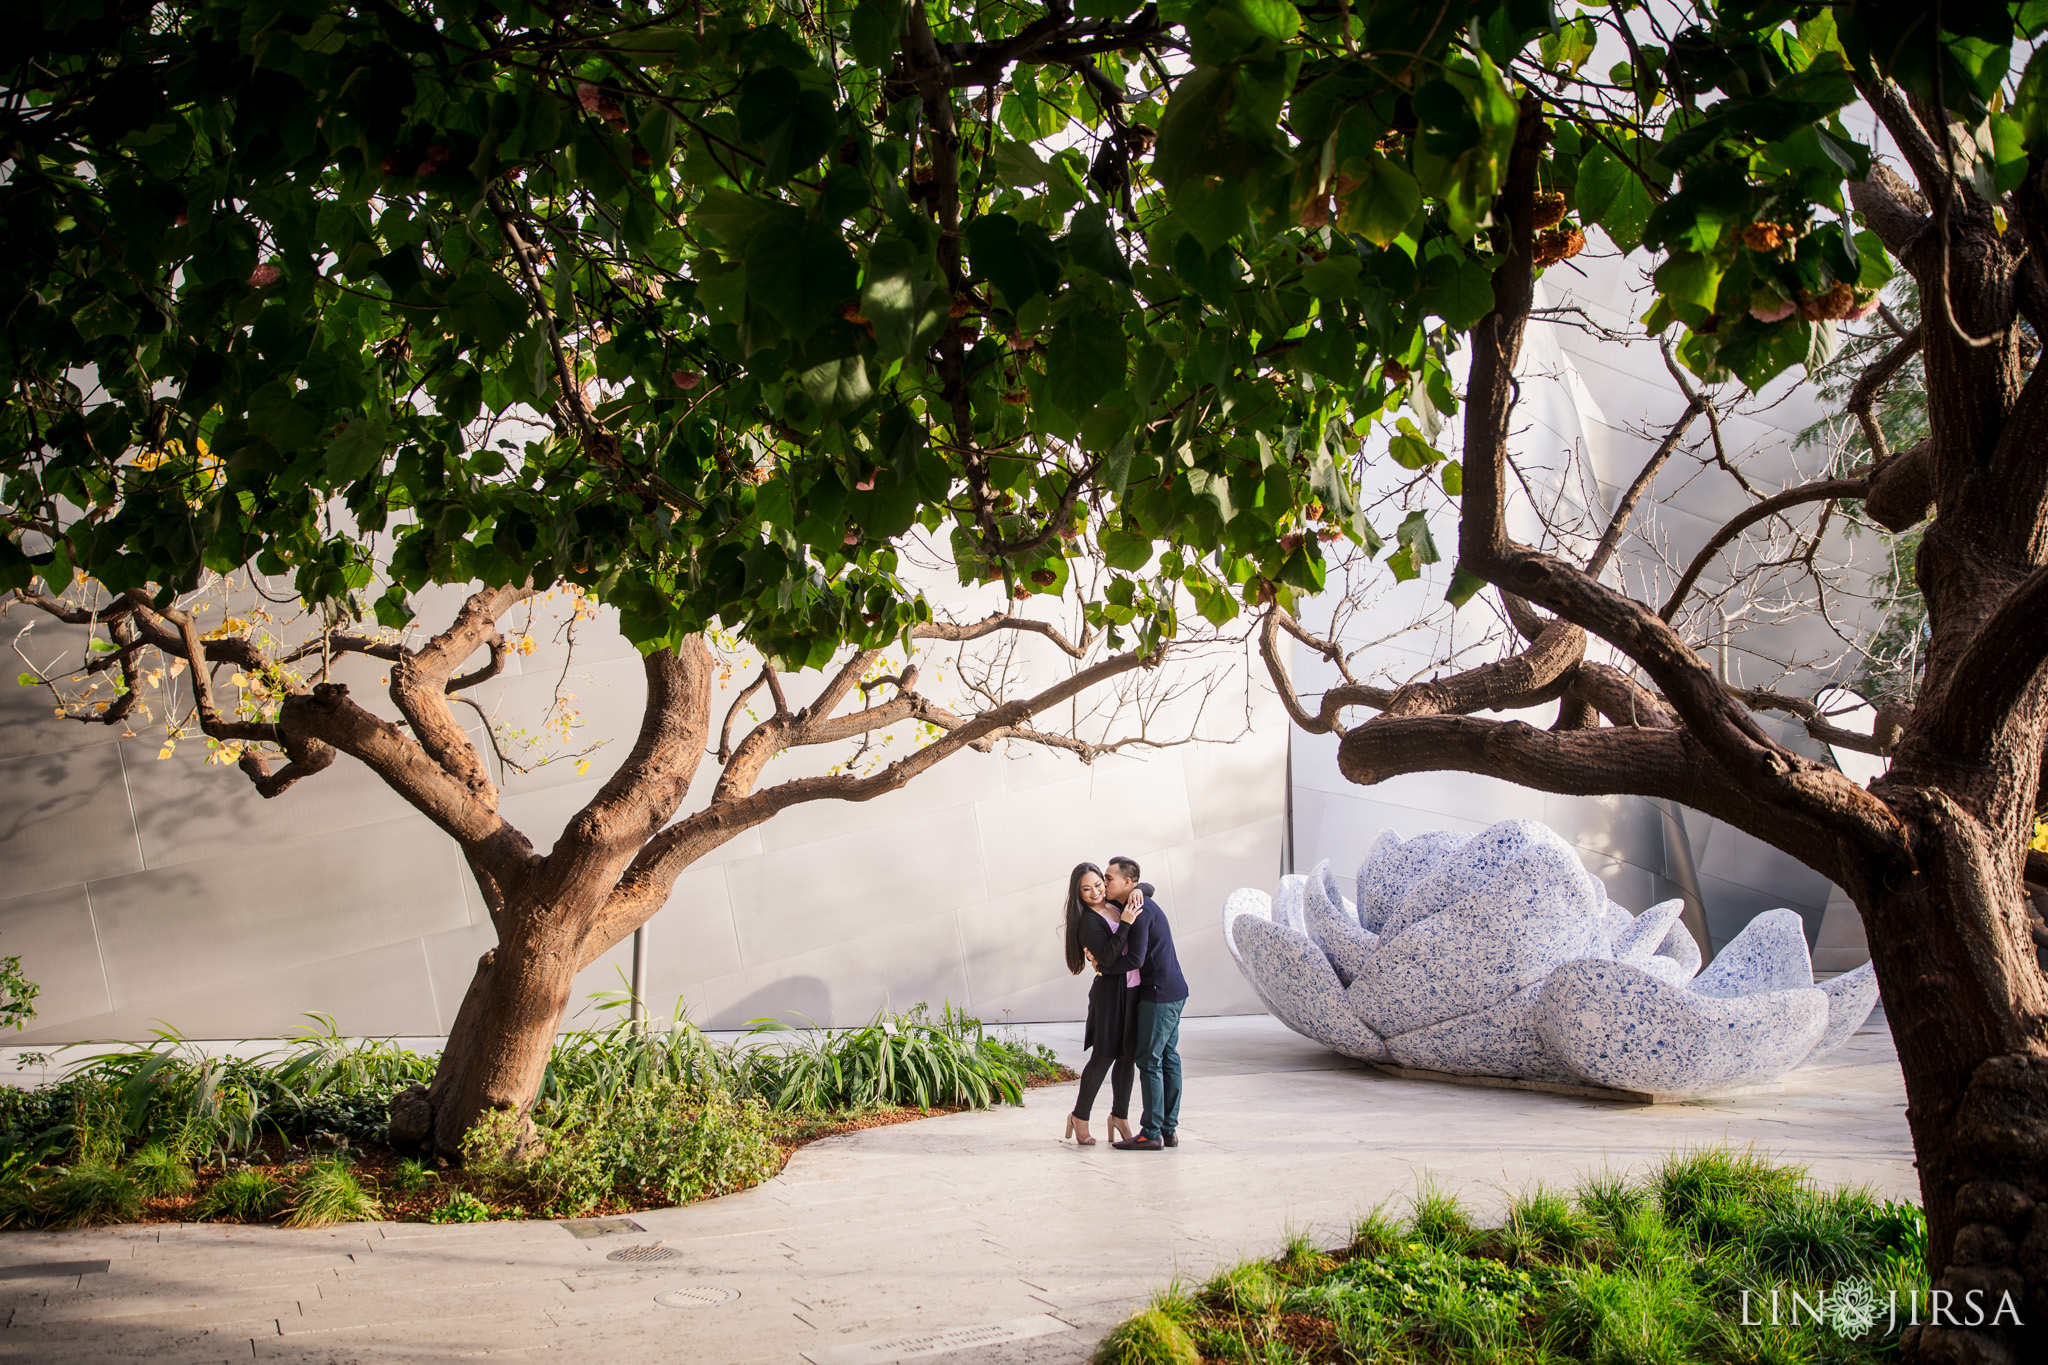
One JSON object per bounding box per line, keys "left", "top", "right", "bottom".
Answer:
{"left": 1655, "top": 919, "right": 1703, "bottom": 980}
{"left": 1798, "top": 961, "right": 1881, "bottom": 1066}
{"left": 1349, "top": 824, "right": 1607, "bottom": 1037}
{"left": 1222, "top": 887, "right": 1286, "bottom": 1018}
{"left": 1355, "top": 828, "right": 1404, "bottom": 930}
{"left": 1386, "top": 981, "right": 1578, "bottom": 1081}
{"left": 1230, "top": 915, "right": 1387, "bottom": 1060}
{"left": 1690, "top": 908, "right": 1812, "bottom": 999}
{"left": 1272, "top": 874, "right": 1309, "bottom": 934}
{"left": 1612, "top": 899, "right": 1686, "bottom": 964}
{"left": 1356, "top": 829, "right": 1472, "bottom": 934}
{"left": 1305, "top": 859, "right": 1378, "bottom": 986}
{"left": 1534, "top": 958, "right": 1828, "bottom": 1095}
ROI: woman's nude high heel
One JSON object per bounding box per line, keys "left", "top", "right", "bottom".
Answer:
{"left": 1106, "top": 1115, "right": 1134, "bottom": 1143}
{"left": 1063, "top": 1114, "right": 1096, "bottom": 1146}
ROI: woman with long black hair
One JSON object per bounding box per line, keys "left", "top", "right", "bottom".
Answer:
{"left": 1061, "top": 861, "right": 1141, "bottom": 1145}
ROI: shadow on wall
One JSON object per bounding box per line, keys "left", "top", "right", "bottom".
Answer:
{"left": 705, "top": 977, "right": 835, "bottom": 1031}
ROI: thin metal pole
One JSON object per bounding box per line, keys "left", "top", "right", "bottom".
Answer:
{"left": 630, "top": 924, "right": 648, "bottom": 1032}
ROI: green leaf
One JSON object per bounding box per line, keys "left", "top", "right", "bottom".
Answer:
{"left": 443, "top": 270, "right": 528, "bottom": 353}
{"left": 72, "top": 294, "right": 140, "bottom": 343}
{"left": 987, "top": 140, "right": 1049, "bottom": 187}
{"left": 1440, "top": 460, "right": 1463, "bottom": 496}
{"left": 862, "top": 241, "right": 948, "bottom": 362}
{"left": 964, "top": 214, "right": 1061, "bottom": 310}
{"left": 1336, "top": 153, "right": 1422, "bottom": 247}
{"left": 747, "top": 217, "right": 858, "bottom": 340}
{"left": 1060, "top": 202, "right": 1133, "bottom": 285}
{"left": 800, "top": 355, "right": 873, "bottom": 420}
{"left": 848, "top": 0, "right": 905, "bottom": 68}
{"left": 1385, "top": 544, "right": 1420, "bottom": 582}
{"left": 1100, "top": 527, "right": 1153, "bottom": 571}
{"left": 1419, "top": 250, "right": 1495, "bottom": 330}
{"left": 694, "top": 188, "right": 800, "bottom": 249}
{"left": 1395, "top": 509, "right": 1439, "bottom": 565}
{"left": 16, "top": 673, "right": 39, "bottom": 687}
{"left": 1445, "top": 564, "right": 1487, "bottom": 607}
{"left": 1577, "top": 144, "right": 1654, "bottom": 252}
{"left": 326, "top": 417, "right": 390, "bottom": 483}
{"left": 1044, "top": 312, "right": 1128, "bottom": 418}
{"left": 737, "top": 66, "right": 837, "bottom": 184}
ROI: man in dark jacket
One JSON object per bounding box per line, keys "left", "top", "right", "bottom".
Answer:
{"left": 1103, "top": 856, "right": 1188, "bottom": 1150}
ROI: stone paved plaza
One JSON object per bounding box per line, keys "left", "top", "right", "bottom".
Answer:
{"left": 0, "top": 1014, "right": 1912, "bottom": 1365}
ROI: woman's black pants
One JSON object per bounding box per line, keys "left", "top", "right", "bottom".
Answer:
{"left": 1072, "top": 1044, "right": 1134, "bottom": 1120}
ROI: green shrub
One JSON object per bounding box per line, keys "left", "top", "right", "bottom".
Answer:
{"left": 1091, "top": 1307, "right": 1201, "bottom": 1365}
{"left": 1346, "top": 1204, "right": 1404, "bottom": 1259}
{"left": 428, "top": 1190, "right": 493, "bottom": 1223}
{"left": 1202, "top": 1259, "right": 1284, "bottom": 1316}
{"left": 1653, "top": 1144, "right": 1806, "bottom": 1226}
{"left": 194, "top": 1168, "right": 287, "bottom": 1221}
{"left": 42, "top": 1159, "right": 141, "bottom": 1228}
{"left": 125, "top": 1142, "right": 195, "bottom": 1198}
{"left": 1408, "top": 1184, "right": 1476, "bottom": 1251}
{"left": 392, "top": 1158, "right": 437, "bottom": 1194}
{"left": 1546, "top": 1260, "right": 1718, "bottom": 1365}
{"left": 0, "top": 1173, "right": 43, "bottom": 1229}
{"left": 285, "top": 1156, "right": 382, "bottom": 1227}
{"left": 469, "top": 1076, "right": 778, "bottom": 1217}
{"left": 1503, "top": 1185, "right": 1598, "bottom": 1265}
{"left": 1575, "top": 1169, "right": 1650, "bottom": 1234}
{"left": 743, "top": 1003, "right": 1027, "bottom": 1111}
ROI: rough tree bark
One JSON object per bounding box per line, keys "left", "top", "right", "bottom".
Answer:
{"left": 1262, "top": 94, "right": 2048, "bottom": 1359}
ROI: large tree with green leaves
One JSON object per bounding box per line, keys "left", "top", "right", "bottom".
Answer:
{"left": 1141, "top": 2, "right": 2047, "bottom": 1356}
{"left": 2, "top": 1, "right": 1384, "bottom": 1158}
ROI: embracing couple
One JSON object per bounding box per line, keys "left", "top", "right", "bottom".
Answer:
{"left": 1061, "top": 856, "right": 1188, "bottom": 1151}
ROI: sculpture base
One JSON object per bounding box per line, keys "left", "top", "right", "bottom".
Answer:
{"left": 1367, "top": 1061, "right": 1786, "bottom": 1105}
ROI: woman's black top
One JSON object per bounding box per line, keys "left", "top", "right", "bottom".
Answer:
{"left": 1079, "top": 910, "right": 1140, "bottom": 1062}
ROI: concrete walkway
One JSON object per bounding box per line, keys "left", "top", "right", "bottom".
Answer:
{"left": 0, "top": 1014, "right": 1913, "bottom": 1364}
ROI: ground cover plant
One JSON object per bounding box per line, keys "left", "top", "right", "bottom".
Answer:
{"left": 0, "top": 1003, "right": 1066, "bottom": 1229}
{"left": 1092, "top": 1147, "right": 1932, "bottom": 1365}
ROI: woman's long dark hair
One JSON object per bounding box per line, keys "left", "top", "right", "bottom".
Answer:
{"left": 1063, "top": 862, "right": 1103, "bottom": 976}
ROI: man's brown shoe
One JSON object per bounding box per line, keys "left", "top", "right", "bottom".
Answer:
{"left": 1162, "top": 1132, "right": 1178, "bottom": 1148}
{"left": 1113, "top": 1135, "right": 1165, "bottom": 1151}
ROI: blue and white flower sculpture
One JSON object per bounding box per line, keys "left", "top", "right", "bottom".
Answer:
{"left": 1224, "top": 820, "right": 1879, "bottom": 1097}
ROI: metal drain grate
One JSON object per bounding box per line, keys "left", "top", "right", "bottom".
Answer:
{"left": 656, "top": 1285, "right": 738, "bottom": 1309}
{"left": 606, "top": 1243, "right": 682, "bottom": 1264}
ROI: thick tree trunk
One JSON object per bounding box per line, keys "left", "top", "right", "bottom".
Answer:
{"left": 390, "top": 889, "right": 608, "bottom": 1162}
{"left": 1842, "top": 799, "right": 2048, "bottom": 1359}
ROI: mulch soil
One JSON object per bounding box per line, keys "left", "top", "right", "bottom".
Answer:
{"left": 115, "top": 1068, "right": 1076, "bottom": 1227}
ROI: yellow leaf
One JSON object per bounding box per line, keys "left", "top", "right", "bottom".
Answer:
{"left": 157, "top": 744, "right": 175, "bottom": 760}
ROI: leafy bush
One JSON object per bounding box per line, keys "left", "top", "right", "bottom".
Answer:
{"left": 41, "top": 1159, "right": 141, "bottom": 1228}
{"left": 429, "top": 1190, "right": 492, "bottom": 1223}
{"left": 1091, "top": 1307, "right": 1201, "bottom": 1365}
{"left": 284, "top": 1156, "right": 382, "bottom": 1228}
{"left": 392, "top": 1158, "right": 437, "bottom": 1194}
{"left": 742, "top": 1003, "right": 1028, "bottom": 1111}
{"left": 468, "top": 1076, "right": 779, "bottom": 1217}
{"left": 194, "top": 1168, "right": 287, "bottom": 1221}
{"left": 1100, "top": 1147, "right": 1924, "bottom": 1365}
{"left": 126, "top": 1142, "right": 195, "bottom": 1199}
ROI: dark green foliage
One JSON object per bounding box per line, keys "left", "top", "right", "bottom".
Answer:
{"left": 429, "top": 1191, "right": 493, "bottom": 1224}
{"left": 193, "top": 1169, "right": 287, "bottom": 1222}
{"left": 284, "top": 1157, "right": 382, "bottom": 1228}
{"left": 2, "top": 1002, "right": 1044, "bottom": 1230}
{"left": 466, "top": 1077, "right": 779, "bottom": 1218}
{"left": 40, "top": 1159, "right": 142, "bottom": 1229}
{"left": 125, "top": 1142, "right": 196, "bottom": 1199}
{"left": 1091, "top": 1306, "right": 1201, "bottom": 1365}
{"left": 1110, "top": 1147, "right": 1930, "bottom": 1365}
{"left": 742, "top": 1003, "right": 1031, "bottom": 1112}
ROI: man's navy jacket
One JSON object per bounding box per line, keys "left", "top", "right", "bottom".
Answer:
{"left": 1125, "top": 882, "right": 1189, "bottom": 1005}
